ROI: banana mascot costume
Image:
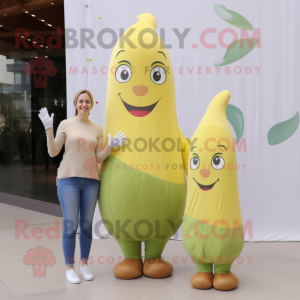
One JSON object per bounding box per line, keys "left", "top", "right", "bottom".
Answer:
{"left": 182, "top": 91, "right": 244, "bottom": 290}
{"left": 99, "top": 13, "right": 188, "bottom": 279}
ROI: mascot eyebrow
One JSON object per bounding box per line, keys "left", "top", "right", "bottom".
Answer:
{"left": 158, "top": 51, "right": 167, "bottom": 59}
{"left": 116, "top": 50, "right": 125, "bottom": 58}
{"left": 151, "top": 61, "right": 165, "bottom": 66}
{"left": 118, "top": 60, "right": 132, "bottom": 66}
{"left": 217, "top": 145, "right": 227, "bottom": 150}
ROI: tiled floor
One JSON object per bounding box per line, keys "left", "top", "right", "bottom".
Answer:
{"left": 0, "top": 202, "right": 299, "bottom": 300}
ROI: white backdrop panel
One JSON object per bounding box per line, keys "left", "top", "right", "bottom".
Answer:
{"left": 65, "top": 0, "right": 300, "bottom": 241}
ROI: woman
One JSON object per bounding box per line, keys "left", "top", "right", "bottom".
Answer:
{"left": 38, "top": 90, "right": 126, "bottom": 284}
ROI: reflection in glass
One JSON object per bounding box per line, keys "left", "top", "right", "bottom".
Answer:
{"left": 0, "top": 2, "right": 66, "bottom": 204}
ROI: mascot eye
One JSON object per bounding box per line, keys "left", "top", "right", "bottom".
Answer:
{"left": 115, "top": 65, "right": 132, "bottom": 83}
{"left": 35, "top": 67, "right": 38, "bottom": 71}
{"left": 43, "top": 67, "right": 47, "bottom": 70}
{"left": 190, "top": 155, "right": 200, "bottom": 170}
{"left": 150, "top": 66, "right": 166, "bottom": 85}
{"left": 211, "top": 156, "right": 225, "bottom": 170}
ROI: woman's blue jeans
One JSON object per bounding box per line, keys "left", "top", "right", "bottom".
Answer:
{"left": 57, "top": 177, "right": 99, "bottom": 266}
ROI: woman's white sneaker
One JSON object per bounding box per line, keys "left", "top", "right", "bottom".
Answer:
{"left": 66, "top": 268, "right": 80, "bottom": 284}
{"left": 80, "top": 264, "right": 93, "bottom": 280}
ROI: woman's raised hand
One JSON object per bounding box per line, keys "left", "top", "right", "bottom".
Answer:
{"left": 38, "top": 107, "right": 54, "bottom": 130}
{"left": 108, "top": 131, "right": 127, "bottom": 148}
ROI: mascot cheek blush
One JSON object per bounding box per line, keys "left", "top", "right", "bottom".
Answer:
{"left": 98, "top": 13, "right": 189, "bottom": 280}
{"left": 182, "top": 91, "right": 244, "bottom": 291}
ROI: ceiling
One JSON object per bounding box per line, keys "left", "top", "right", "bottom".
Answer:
{"left": 0, "top": 0, "right": 65, "bottom": 59}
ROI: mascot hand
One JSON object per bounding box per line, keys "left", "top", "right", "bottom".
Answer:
{"left": 108, "top": 131, "right": 127, "bottom": 148}
{"left": 38, "top": 107, "right": 54, "bottom": 130}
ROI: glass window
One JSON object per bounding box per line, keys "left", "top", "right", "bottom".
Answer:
{"left": 15, "top": 73, "right": 21, "bottom": 84}
{"left": 0, "top": 1, "right": 66, "bottom": 204}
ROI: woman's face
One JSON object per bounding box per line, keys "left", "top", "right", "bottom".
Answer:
{"left": 77, "top": 93, "right": 92, "bottom": 115}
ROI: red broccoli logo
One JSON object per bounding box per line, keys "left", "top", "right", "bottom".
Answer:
{"left": 24, "top": 57, "right": 57, "bottom": 88}
{"left": 83, "top": 157, "right": 100, "bottom": 179}
{"left": 23, "top": 246, "right": 56, "bottom": 277}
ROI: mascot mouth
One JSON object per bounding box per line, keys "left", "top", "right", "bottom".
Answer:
{"left": 118, "top": 93, "right": 160, "bottom": 117}
{"left": 193, "top": 178, "right": 219, "bottom": 191}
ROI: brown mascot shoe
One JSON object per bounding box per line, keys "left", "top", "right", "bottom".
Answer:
{"left": 190, "top": 272, "right": 213, "bottom": 289}
{"left": 213, "top": 272, "right": 239, "bottom": 291}
{"left": 113, "top": 259, "right": 143, "bottom": 279}
{"left": 143, "top": 258, "right": 173, "bottom": 278}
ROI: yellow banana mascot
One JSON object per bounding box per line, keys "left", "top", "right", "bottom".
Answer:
{"left": 182, "top": 91, "right": 244, "bottom": 290}
{"left": 99, "top": 13, "right": 188, "bottom": 279}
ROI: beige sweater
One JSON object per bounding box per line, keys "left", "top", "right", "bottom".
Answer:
{"left": 46, "top": 117, "right": 110, "bottom": 181}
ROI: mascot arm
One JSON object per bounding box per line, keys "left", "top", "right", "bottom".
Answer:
{"left": 178, "top": 125, "right": 191, "bottom": 176}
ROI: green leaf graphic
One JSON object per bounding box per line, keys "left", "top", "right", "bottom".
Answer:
{"left": 267, "top": 112, "right": 299, "bottom": 145}
{"left": 226, "top": 104, "right": 244, "bottom": 143}
{"left": 214, "top": 4, "right": 254, "bottom": 30}
{"left": 214, "top": 38, "right": 259, "bottom": 66}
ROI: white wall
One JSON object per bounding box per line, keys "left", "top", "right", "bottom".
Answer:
{"left": 0, "top": 55, "right": 14, "bottom": 85}
{"left": 65, "top": 0, "right": 300, "bottom": 241}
